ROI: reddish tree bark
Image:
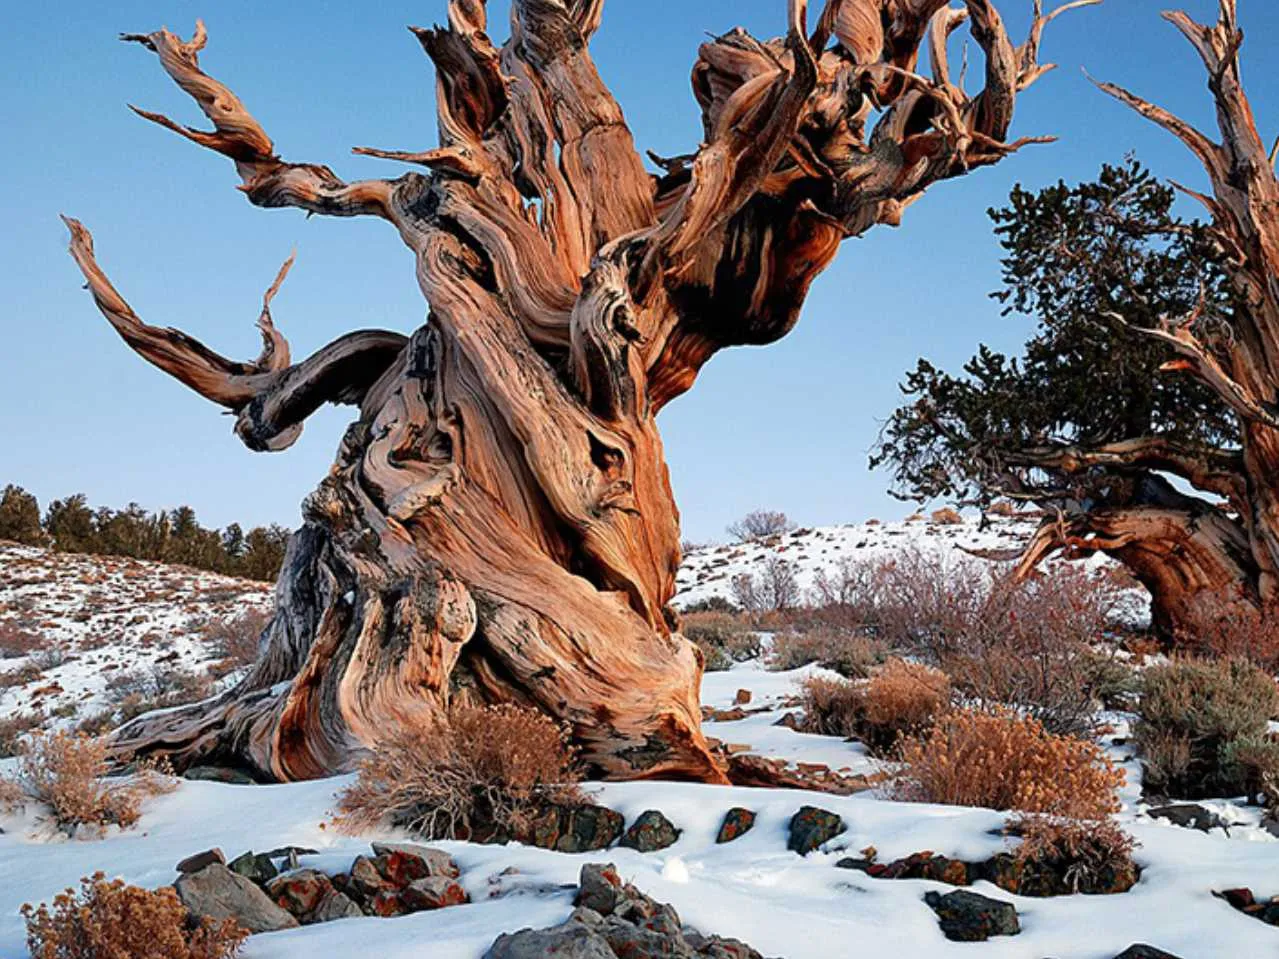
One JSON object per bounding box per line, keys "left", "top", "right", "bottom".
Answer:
{"left": 67, "top": 0, "right": 1089, "bottom": 782}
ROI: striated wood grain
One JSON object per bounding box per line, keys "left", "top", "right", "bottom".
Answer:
{"left": 69, "top": 1, "right": 1089, "bottom": 782}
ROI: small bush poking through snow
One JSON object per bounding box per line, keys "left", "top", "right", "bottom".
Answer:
{"left": 22, "top": 871, "right": 247, "bottom": 959}
{"left": 0, "top": 711, "right": 42, "bottom": 758}
{"left": 1134, "top": 657, "right": 1279, "bottom": 798}
{"left": 1012, "top": 815, "right": 1139, "bottom": 895}
{"left": 336, "top": 703, "right": 584, "bottom": 840}
{"left": 683, "top": 612, "right": 760, "bottom": 671}
{"left": 0, "top": 731, "right": 175, "bottom": 836}
{"left": 800, "top": 659, "right": 950, "bottom": 752}
{"left": 771, "top": 628, "right": 887, "bottom": 677}
{"left": 894, "top": 709, "right": 1124, "bottom": 819}
{"left": 0, "top": 617, "right": 49, "bottom": 658}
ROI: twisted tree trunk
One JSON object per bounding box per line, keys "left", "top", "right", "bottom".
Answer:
{"left": 68, "top": 0, "right": 1085, "bottom": 782}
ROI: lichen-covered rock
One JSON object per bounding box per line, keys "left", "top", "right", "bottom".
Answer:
{"left": 525, "top": 803, "right": 625, "bottom": 852}
{"left": 401, "top": 875, "right": 469, "bottom": 911}
{"left": 715, "top": 808, "right": 756, "bottom": 844}
{"left": 371, "top": 841, "right": 460, "bottom": 878}
{"left": 620, "top": 810, "right": 681, "bottom": 852}
{"left": 786, "top": 806, "right": 844, "bottom": 855}
{"left": 174, "top": 863, "right": 298, "bottom": 933}
{"left": 575, "top": 863, "right": 625, "bottom": 915}
{"left": 1146, "top": 803, "right": 1227, "bottom": 833}
{"left": 924, "top": 889, "right": 1020, "bottom": 942}
{"left": 267, "top": 869, "right": 336, "bottom": 921}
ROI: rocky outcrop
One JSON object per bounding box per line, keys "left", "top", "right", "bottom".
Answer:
{"left": 173, "top": 862, "right": 298, "bottom": 934}
{"left": 837, "top": 848, "right": 1139, "bottom": 897}
{"left": 486, "top": 863, "right": 770, "bottom": 959}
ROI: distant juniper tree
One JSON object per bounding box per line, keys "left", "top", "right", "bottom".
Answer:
{"left": 0, "top": 485, "right": 45, "bottom": 546}
{"left": 44, "top": 494, "right": 100, "bottom": 554}
{"left": 873, "top": 159, "right": 1239, "bottom": 635}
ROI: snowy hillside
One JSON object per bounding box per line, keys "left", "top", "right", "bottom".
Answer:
{"left": 674, "top": 512, "right": 1147, "bottom": 614}
{"left": 0, "top": 543, "right": 272, "bottom": 733}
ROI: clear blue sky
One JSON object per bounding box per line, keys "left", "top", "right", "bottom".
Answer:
{"left": 3, "top": 1, "right": 1277, "bottom": 543}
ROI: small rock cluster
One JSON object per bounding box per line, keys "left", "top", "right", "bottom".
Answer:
{"left": 486, "top": 863, "right": 770, "bottom": 958}
{"left": 1216, "top": 886, "right": 1279, "bottom": 926}
{"left": 171, "top": 841, "right": 466, "bottom": 932}
{"left": 836, "top": 847, "right": 1139, "bottom": 897}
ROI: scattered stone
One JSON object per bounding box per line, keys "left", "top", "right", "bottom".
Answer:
{"left": 1112, "top": 947, "right": 1184, "bottom": 959}
{"left": 716, "top": 808, "right": 757, "bottom": 844}
{"left": 838, "top": 848, "right": 1137, "bottom": 897}
{"left": 487, "top": 863, "right": 769, "bottom": 959}
{"left": 1216, "top": 886, "right": 1279, "bottom": 927}
{"left": 371, "top": 841, "right": 461, "bottom": 878}
{"left": 1147, "top": 803, "right": 1228, "bottom": 833}
{"left": 772, "top": 711, "right": 801, "bottom": 729}
{"left": 228, "top": 850, "right": 278, "bottom": 885}
{"left": 176, "top": 848, "right": 225, "bottom": 874}
{"left": 620, "top": 810, "right": 681, "bottom": 852}
{"left": 309, "top": 888, "right": 364, "bottom": 923}
{"left": 709, "top": 706, "right": 747, "bottom": 722}
{"left": 787, "top": 805, "right": 844, "bottom": 855}
{"left": 173, "top": 863, "right": 298, "bottom": 934}
{"left": 401, "top": 875, "right": 468, "bottom": 910}
{"left": 183, "top": 765, "right": 256, "bottom": 785}
{"left": 728, "top": 753, "right": 883, "bottom": 795}
{"left": 924, "top": 889, "right": 1020, "bottom": 942}
{"left": 267, "top": 868, "right": 332, "bottom": 920}
{"left": 1219, "top": 887, "right": 1255, "bottom": 910}
{"left": 523, "top": 803, "right": 625, "bottom": 852}
{"left": 734, "top": 688, "right": 752, "bottom": 705}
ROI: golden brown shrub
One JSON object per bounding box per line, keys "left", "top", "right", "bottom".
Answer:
{"left": 22, "top": 872, "right": 246, "bottom": 959}
{"left": 800, "top": 659, "right": 950, "bottom": 752}
{"left": 894, "top": 709, "right": 1124, "bottom": 818}
{"left": 770, "top": 628, "right": 886, "bottom": 677}
{"left": 0, "top": 731, "right": 174, "bottom": 836}
{"left": 930, "top": 507, "right": 963, "bottom": 525}
{"left": 336, "top": 703, "right": 584, "bottom": 840}
{"left": 0, "top": 711, "right": 42, "bottom": 758}
{"left": 1011, "top": 815, "right": 1138, "bottom": 895}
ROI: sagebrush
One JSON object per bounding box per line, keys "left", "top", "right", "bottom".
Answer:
{"left": 22, "top": 872, "right": 246, "bottom": 959}
{"left": 336, "top": 703, "right": 584, "bottom": 840}
{"left": 894, "top": 708, "right": 1124, "bottom": 818}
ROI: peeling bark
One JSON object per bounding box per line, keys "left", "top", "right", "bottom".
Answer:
{"left": 69, "top": 1, "right": 1088, "bottom": 781}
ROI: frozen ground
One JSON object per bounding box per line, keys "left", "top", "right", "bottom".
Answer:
{"left": 2, "top": 660, "right": 1277, "bottom": 958}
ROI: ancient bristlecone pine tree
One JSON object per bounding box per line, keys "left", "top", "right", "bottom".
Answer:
{"left": 67, "top": 0, "right": 1088, "bottom": 782}
{"left": 996, "top": 1, "right": 1279, "bottom": 632}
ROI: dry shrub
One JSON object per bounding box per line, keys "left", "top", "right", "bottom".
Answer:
{"left": 940, "top": 569, "right": 1128, "bottom": 736}
{"left": 1012, "top": 815, "right": 1138, "bottom": 895}
{"left": 683, "top": 611, "right": 760, "bottom": 671}
{"left": 1135, "top": 657, "right": 1279, "bottom": 798}
{"left": 0, "top": 661, "right": 44, "bottom": 689}
{"left": 0, "top": 711, "right": 42, "bottom": 758}
{"left": 201, "top": 608, "right": 270, "bottom": 675}
{"left": 894, "top": 709, "right": 1124, "bottom": 818}
{"left": 798, "top": 675, "right": 863, "bottom": 737}
{"left": 800, "top": 659, "right": 950, "bottom": 752}
{"left": 1177, "top": 591, "right": 1279, "bottom": 675}
{"left": 22, "top": 872, "right": 246, "bottom": 959}
{"left": 731, "top": 556, "right": 800, "bottom": 612}
{"left": 0, "top": 731, "right": 175, "bottom": 836}
{"left": 872, "top": 548, "right": 988, "bottom": 652}
{"left": 336, "top": 703, "right": 584, "bottom": 840}
{"left": 930, "top": 507, "right": 963, "bottom": 525}
{"left": 770, "top": 628, "right": 886, "bottom": 677}
{"left": 986, "top": 501, "right": 1018, "bottom": 518}
{"left": 0, "top": 618, "right": 49, "bottom": 658}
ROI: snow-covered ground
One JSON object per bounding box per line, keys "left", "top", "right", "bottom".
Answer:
{"left": 0, "top": 543, "right": 272, "bottom": 730}
{"left": 1, "top": 660, "right": 1276, "bottom": 958}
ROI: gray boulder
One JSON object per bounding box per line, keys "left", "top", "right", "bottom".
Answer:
{"left": 174, "top": 863, "right": 298, "bottom": 933}
{"left": 620, "top": 810, "right": 681, "bottom": 852}
{"left": 486, "top": 924, "right": 617, "bottom": 959}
